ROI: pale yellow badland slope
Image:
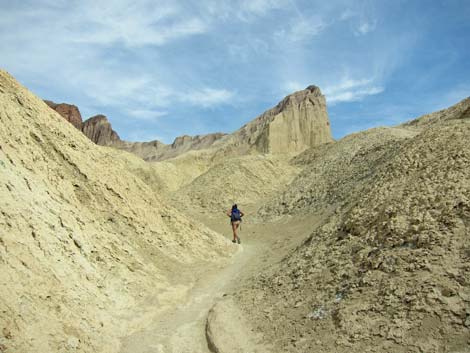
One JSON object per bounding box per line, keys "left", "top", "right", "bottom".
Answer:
{"left": 0, "top": 71, "right": 234, "bottom": 353}
{"left": 172, "top": 154, "right": 300, "bottom": 214}
{"left": 237, "top": 98, "right": 470, "bottom": 352}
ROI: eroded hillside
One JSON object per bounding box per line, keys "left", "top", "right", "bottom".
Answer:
{"left": 0, "top": 71, "right": 234, "bottom": 353}
{"left": 235, "top": 99, "right": 470, "bottom": 353}
{"left": 2, "top": 68, "right": 469, "bottom": 353}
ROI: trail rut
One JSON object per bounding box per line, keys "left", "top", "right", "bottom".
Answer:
{"left": 118, "top": 214, "right": 322, "bottom": 353}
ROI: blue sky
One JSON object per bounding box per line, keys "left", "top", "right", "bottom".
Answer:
{"left": 1, "top": 0, "right": 469, "bottom": 143}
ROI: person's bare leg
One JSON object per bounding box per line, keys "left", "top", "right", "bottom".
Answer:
{"left": 231, "top": 222, "right": 237, "bottom": 242}
{"left": 231, "top": 221, "right": 241, "bottom": 242}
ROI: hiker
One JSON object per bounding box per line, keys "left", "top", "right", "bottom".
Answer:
{"left": 226, "top": 204, "right": 244, "bottom": 244}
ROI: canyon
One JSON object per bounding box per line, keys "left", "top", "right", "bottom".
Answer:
{"left": 1, "top": 69, "right": 469, "bottom": 353}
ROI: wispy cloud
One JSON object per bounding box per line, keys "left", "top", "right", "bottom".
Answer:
{"left": 80, "top": 73, "right": 153, "bottom": 106}
{"left": 179, "top": 88, "right": 234, "bottom": 108}
{"left": 128, "top": 109, "right": 169, "bottom": 121}
{"left": 275, "top": 16, "right": 326, "bottom": 42}
{"left": 325, "top": 78, "right": 384, "bottom": 104}
{"left": 338, "top": 6, "right": 378, "bottom": 36}
{"left": 3, "top": 0, "right": 209, "bottom": 48}
{"left": 238, "top": 0, "right": 289, "bottom": 19}
{"left": 281, "top": 77, "right": 384, "bottom": 105}
{"left": 355, "top": 20, "right": 377, "bottom": 36}
{"left": 280, "top": 81, "right": 309, "bottom": 95}
{"left": 201, "top": 0, "right": 289, "bottom": 22}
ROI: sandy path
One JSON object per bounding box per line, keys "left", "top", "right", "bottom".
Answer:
{"left": 119, "top": 213, "right": 322, "bottom": 353}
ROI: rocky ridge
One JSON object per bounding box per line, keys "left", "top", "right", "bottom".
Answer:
{"left": 116, "top": 85, "right": 333, "bottom": 161}
{"left": 46, "top": 85, "right": 333, "bottom": 162}
{"left": 117, "top": 132, "right": 227, "bottom": 162}
{"left": 46, "top": 100, "right": 227, "bottom": 162}
{"left": 402, "top": 97, "right": 470, "bottom": 128}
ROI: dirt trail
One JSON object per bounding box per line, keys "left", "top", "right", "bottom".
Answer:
{"left": 119, "top": 210, "right": 323, "bottom": 353}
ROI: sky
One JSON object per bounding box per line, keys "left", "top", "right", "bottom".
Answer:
{"left": 1, "top": 0, "right": 469, "bottom": 143}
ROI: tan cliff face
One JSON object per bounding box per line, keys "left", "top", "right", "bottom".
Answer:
{"left": 219, "top": 85, "right": 333, "bottom": 155}
{"left": 255, "top": 85, "right": 333, "bottom": 154}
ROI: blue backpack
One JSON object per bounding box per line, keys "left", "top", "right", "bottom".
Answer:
{"left": 231, "top": 208, "right": 242, "bottom": 222}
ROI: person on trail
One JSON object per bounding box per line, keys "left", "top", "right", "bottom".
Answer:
{"left": 226, "top": 204, "right": 244, "bottom": 244}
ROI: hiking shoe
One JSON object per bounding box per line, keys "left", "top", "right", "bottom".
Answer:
{"left": 237, "top": 236, "right": 241, "bottom": 244}
{"left": 232, "top": 240, "right": 236, "bottom": 243}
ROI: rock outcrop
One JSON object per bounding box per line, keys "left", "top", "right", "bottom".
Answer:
{"left": 81, "top": 114, "right": 121, "bottom": 145}
{"left": 222, "top": 85, "right": 333, "bottom": 154}
{"left": 44, "top": 100, "right": 83, "bottom": 129}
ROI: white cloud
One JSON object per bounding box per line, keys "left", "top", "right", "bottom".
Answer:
{"left": 325, "top": 77, "right": 384, "bottom": 104}
{"left": 128, "top": 109, "right": 169, "bottom": 121}
{"left": 281, "top": 78, "right": 384, "bottom": 104}
{"left": 178, "top": 88, "right": 234, "bottom": 108}
{"left": 328, "top": 86, "right": 384, "bottom": 103}
{"left": 281, "top": 81, "right": 307, "bottom": 94}
{"left": 80, "top": 74, "right": 153, "bottom": 106}
{"left": 1, "top": 0, "right": 208, "bottom": 49}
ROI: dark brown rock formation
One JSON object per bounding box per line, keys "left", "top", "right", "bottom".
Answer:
{"left": 44, "top": 100, "right": 83, "bottom": 129}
